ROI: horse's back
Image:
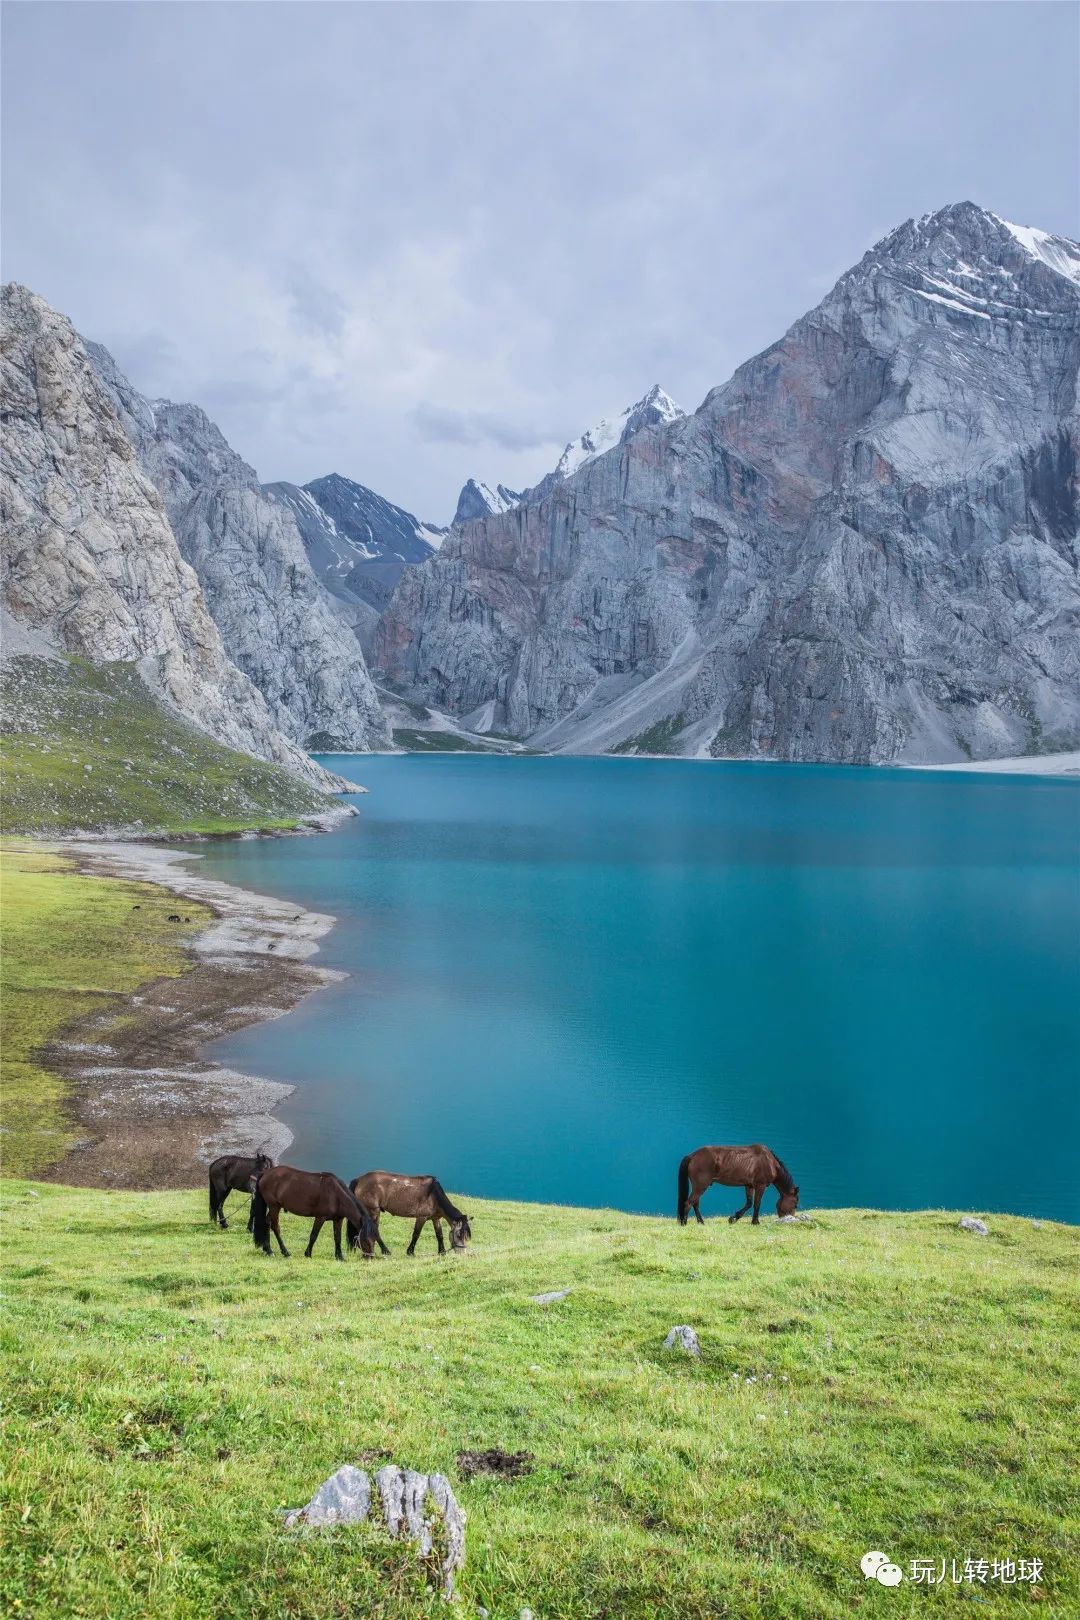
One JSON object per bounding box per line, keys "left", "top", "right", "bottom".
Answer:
{"left": 694, "top": 1142, "right": 775, "bottom": 1184}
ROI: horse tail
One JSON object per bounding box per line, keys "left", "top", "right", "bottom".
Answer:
{"left": 677, "top": 1155, "right": 691, "bottom": 1225}
{"left": 430, "top": 1179, "right": 466, "bottom": 1223}
{"left": 209, "top": 1172, "right": 217, "bottom": 1222}
{"left": 251, "top": 1185, "right": 270, "bottom": 1250}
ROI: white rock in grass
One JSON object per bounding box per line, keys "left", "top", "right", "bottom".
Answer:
{"left": 283, "top": 1463, "right": 370, "bottom": 1527}
{"left": 531, "top": 1288, "right": 572, "bottom": 1305}
{"left": 286, "top": 1462, "right": 466, "bottom": 1598}
{"left": 958, "top": 1217, "right": 990, "bottom": 1235}
{"left": 664, "top": 1325, "right": 702, "bottom": 1358}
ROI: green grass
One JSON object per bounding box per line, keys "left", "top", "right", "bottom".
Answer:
{"left": 610, "top": 715, "right": 687, "bottom": 756}
{"left": 2, "top": 1183, "right": 1075, "bottom": 1618}
{"left": 1, "top": 654, "right": 332, "bottom": 835}
{"left": 0, "top": 843, "right": 210, "bottom": 1177}
{"left": 392, "top": 728, "right": 496, "bottom": 753}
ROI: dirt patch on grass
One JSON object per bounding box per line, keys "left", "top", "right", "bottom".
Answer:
{"left": 456, "top": 1448, "right": 534, "bottom": 1480}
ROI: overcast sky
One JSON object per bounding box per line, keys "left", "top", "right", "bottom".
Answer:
{"left": 3, "top": 3, "right": 1077, "bottom": 521}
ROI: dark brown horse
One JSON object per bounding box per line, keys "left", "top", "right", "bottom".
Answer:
{"left": 208, "top": 1150, "right": 273, "bottom": 1230}
{"left": 251, "top": 1165, "right": 376, "bottom": 1260}
{"left": 345, "top": 1172, "right": 472, "bottom": 1257}
{"left": 677, "top": 1143, "right": 799, "bottom": 1226}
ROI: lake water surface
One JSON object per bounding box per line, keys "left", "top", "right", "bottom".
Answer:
{"left": 194, "top": 757, "right": 1079, "bottom": 1222}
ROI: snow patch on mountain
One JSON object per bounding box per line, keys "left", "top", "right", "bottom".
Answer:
{"left": 553, "top": 385, "right": 685, "bottom": 481}
{"left": 995, "top": 215, "right": 1080, "bottom": 286}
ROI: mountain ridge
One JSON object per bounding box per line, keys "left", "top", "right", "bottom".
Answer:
{"left": 377, "top": 202, "right": 1080, "bottom": 765}
{"left": 0, "top": 283, "right": 348, "bottom": 793}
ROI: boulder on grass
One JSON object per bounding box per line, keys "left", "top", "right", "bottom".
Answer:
{"left": 663, "top": 1325, "right": 702, "bottom": 1359}
{"left": 285, "top": 1462, "right": 466, "bottom": 1599}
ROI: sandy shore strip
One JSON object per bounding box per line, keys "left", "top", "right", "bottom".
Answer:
{"left": 41, "top": 840, "right": 344, "bottom": 1190}
{"left": 903, "top": 750, "right": 1080, "bottom": 777}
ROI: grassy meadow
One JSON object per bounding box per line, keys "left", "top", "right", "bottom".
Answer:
{"left": 0, "top": 841, "right": 210, "bottom": 1178}
{"left": 2, "top": 1180, "right": 1077, "bottom": 1619}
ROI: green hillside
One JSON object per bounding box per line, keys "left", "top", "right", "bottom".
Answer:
{"left": 1, "top": 654, "right": 334, "bottom": 836}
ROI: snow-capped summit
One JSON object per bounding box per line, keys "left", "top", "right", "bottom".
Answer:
{"left": 553, "top": 384, "right": 685, "bottom": 482}
{"left": 453, "top": 478, "right": 523, "bottom": 526}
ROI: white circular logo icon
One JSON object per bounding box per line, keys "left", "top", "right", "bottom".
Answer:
{"left": 877, "top": 1562, "right": 904, "bottom": 1587}
{"left": 861, "top": 1551, "right": 889, "bottom": 1579}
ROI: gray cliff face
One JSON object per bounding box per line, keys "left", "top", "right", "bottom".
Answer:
{"left": 378, "top": 205, "right": 1080, "bottom": 764}
{"left": 87, "top": 350, "right": 389, "bottom": 751}
{"left": 262, "top": 481, "right": 383, "bottom": 654}
{"left": 0, "top": 284, "right": 341, "bottom": 790}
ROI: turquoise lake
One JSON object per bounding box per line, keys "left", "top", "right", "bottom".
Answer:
{"left": 194, "top": 757, "right": 1079, "bottom": 1223}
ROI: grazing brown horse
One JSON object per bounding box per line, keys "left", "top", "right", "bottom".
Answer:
{"left": 251, "top": 1165, "right": 376, "bottom": 1260}
{"left": 345, "top": 1172, "right": 472, "bottom": 1257}
{"left": 208, "top": 1150, "right": 273, "bottom": 1230}
{"left": 677, "top": 1143, "right": 799, "bottom": 1226}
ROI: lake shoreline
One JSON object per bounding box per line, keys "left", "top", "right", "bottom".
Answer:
{"left": 38, "top": 839, "right": 345, "bottom": 1190}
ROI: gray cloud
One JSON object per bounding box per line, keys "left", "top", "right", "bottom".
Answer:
{"left": 412, "top": 402, "right": 560, "bottom": 453}
{"left": 287, "top": 268, "right": 348, "bottom": 340}
{"left": 2, "top": 2, "right": 1075, "bottom": 523}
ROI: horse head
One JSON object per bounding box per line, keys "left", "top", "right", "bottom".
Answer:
{"left": 450, "top": 1216, "right": 472, "bottom": 1250}
{"left": 776, "top": 1186, "right": 800, "bottom": 1217}
{"left": 247, "top": 1151, "right": 273, "bottom": 1193}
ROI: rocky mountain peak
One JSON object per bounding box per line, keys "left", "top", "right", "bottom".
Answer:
{"left": 378, "top": 205, "right": 1080, "bottom": 766}
{"left": 453, "top": 479, "right": 523, "bottom": 526}
{"left": 551, "top": 384, "right": 685, "bottom": 483}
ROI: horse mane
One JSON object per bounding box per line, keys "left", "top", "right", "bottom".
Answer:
{"left": 429, "top": 1178, "right": 466, "bottom": 1222}
{"left": 770, "top": 1154, "right": 795, "bottom": 1194}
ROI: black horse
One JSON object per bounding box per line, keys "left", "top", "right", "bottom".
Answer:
{"left": 208, "top": 1151, "right": 273, "bottom": 1230}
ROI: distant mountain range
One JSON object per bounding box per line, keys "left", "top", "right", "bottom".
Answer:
{"left": 378, "top": 204, "right": 1080, "bottom": 764}
{"left": 4, "top": 201, "right": 1077, "bottom": 782}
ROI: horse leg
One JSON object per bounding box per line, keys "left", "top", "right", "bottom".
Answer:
{"left": 375, "top": 1216, "right": 391, "bottom": 1257}
{"left": 217, "top": 1187, "right": 230, "bottom": 1229}
{"left": 269, "top": 1205, "right": 290, "bottom": 1257}
{"left": 305, "top": 1218, "right": 324, "bottom": 1257}
{"left": 751, "top": 1185, "right": 764, "bottom": 1225}
{"left": 246, "top": 1197, "right": 255, "bottom": 1233}
{"left": 332, "top": 1218, "right": 344, "bottom": 1261}
{"left": 433, "top": 1217, "right": 446, "bottom": 1256}
{"left": 729, "top": 1186, "right": 754, "bottom": 1224}
{"left": 406, "top": 1217, "right": 425, "bottom": 1256}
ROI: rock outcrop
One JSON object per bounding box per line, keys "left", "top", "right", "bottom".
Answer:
{"left": 378, "top": 206, "right": 1080, "bottom": 764}
{"left": 86, "top": 345, "right": 389, "bottom": 752}
{"left": 0, "top": 284, "right": 340, "bottom": 789}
